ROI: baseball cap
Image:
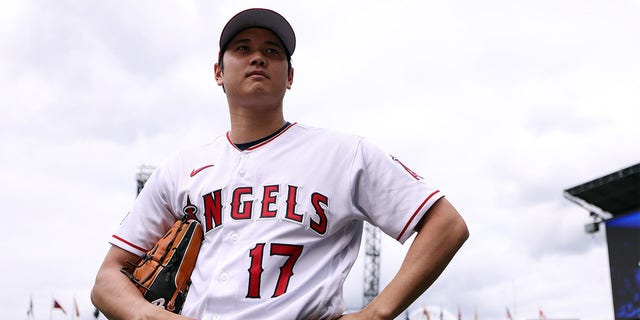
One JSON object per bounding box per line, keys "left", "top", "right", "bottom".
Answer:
{"left": 219, "top": 8, "right": 296, "bottom": 57}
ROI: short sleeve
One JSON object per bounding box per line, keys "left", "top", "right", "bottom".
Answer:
{"left": 350, "top": 139, "right": 444, "bottom": 243}
{"left": 109, "top": 160, "right": 181, "bottom": 256}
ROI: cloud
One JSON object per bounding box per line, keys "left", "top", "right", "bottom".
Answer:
{"left": 2, "top": 1, "right": 639, "bottom": 319}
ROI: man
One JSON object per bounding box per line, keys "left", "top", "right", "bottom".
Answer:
{"left": 91, "top": 8, "right": 468, "bottom": 320}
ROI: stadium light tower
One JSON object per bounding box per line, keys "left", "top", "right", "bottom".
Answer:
{"left": 363, "top": 222, "right": 381, "bottom": 307}
{"left": 136, "top": 164, "right": 155, "bottom": 195}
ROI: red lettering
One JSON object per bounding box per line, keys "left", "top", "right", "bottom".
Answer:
{"left": 310, "top": 192, "right": 328, "bottom": 235}
{"left": 285, "top": 185, "right": 303, "bottom": 223}
{"left": 232, "top": 187, "right": 253, "bottom": 220}
{"left": 246, "top": 243, "right": 303, "bottom": 299}
{"left": 247, "top": 243, "right": 265, "bottom": 298}
{"left": 198, "top": 185, "right": 329, "bottom": 236}
{"left": 202, "top": 190, "right": 223, "bottom": 231}
{"left": 261, "top": 185, "right": 279, "bottom": 218}
{"left": 270, "top": 243, "right": 303, "bottom": 297}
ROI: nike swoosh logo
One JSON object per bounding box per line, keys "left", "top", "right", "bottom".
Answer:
{"left": 190, "top": 164, "right": 215, "bottom": 177}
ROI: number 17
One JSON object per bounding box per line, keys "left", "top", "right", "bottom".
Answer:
{"left": 247, "top": 243, "right": 304, "bottom": 298}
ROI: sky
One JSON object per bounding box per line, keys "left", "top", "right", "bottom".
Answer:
{"left": 1, "top": 0, "right": 639, "bottom": 319}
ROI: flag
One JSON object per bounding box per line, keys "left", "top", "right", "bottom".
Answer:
{"left": 506, "top": 307, "right": 513, "bottom": 320}
{"left": 94, "top": 307, "right": 101, "bottom": 319}
{"left": 474, "top": 306, "right": 478, "bottom": 320}
{"left": 440, "top": 307, "right": 444, "bottom": 320}
{"left": 74, "top": 295, "right": 80, "bottom": 317}
{"left": 53, "top": 299, "right": 67, "bottom": 315}
{"left": 27, "top": 295, "right": 34, "bottom": 318}
{"left": 539, "top": 309, "right": 547, "bottom": 320}
{"left": 424, "top": 307, "right": 431, "bottom": 320}
{"left": 458, "top": 306, "right": 462, "bottom": 320}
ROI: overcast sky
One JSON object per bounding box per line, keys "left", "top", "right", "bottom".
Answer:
{"left": 2, "top": 1, "right": 639, "bottom": 319}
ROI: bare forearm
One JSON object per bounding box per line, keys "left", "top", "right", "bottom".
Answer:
{"left": 91, "top": 246, "right": 193, "bottom": 320}
{"left": 91, "top": 266, "right": 153, "bottom": 319}
{"left": 345, "top": 198, "right": 469, "bottom": 320}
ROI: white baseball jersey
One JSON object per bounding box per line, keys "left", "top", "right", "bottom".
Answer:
{"left": 110, "top": 123, "right": 444, "bottom": 320}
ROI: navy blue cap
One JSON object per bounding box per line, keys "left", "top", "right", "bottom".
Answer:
{"left": 219, "top": 8, "right": 296, "bottom": 56}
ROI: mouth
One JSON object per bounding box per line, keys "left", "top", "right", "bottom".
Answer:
{"left": 246, "top": 70, "right": 269, "bottom": 79}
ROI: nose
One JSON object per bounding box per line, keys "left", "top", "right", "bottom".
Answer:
{"left": 249, "top": 53, "right": 267, "bottom": 67}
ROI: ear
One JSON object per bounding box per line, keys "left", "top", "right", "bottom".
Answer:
{"left": 214, "top": 63, "right": 224, "bottom": 87}
{"left": 286, "top": 67, "right": 294, "bottom": 89}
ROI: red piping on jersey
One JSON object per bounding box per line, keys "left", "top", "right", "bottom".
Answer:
{"left": 112, "top": 234, "right": 148, "bottom": 253}
{"left": 226, "top": 122, "right": 297, "bottom": 151}
{"left": 395, "top": 190, "right": 441, "bottom": 241}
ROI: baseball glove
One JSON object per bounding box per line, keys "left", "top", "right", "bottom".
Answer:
{"left": 121, "top": 215, "right": 204, "bottom": 314}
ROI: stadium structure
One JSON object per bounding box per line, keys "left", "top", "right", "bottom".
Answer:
{"left": 564, "top": 162, "right": 640, "bottom": 320}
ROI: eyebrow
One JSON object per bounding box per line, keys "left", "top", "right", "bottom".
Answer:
{"left": 264, "top": 40, "right": 284, "bottom": 48}
{"left": 231, "top": 38, "right": 284, "bottom": 49}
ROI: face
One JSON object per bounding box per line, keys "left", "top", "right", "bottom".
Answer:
{"left": 215, "top": 28, "right": 294, "bottom": 107}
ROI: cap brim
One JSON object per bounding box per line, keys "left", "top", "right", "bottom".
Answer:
{"left": 219, "top": 8, "right": 296, "bottom": 56}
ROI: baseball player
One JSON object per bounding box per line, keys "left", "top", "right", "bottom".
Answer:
{"left": 91, "top": 8, "right": 469, "bottom": 320}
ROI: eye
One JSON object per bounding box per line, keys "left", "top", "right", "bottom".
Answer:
{"left": 235, "top": 45, "right": 249, "bottom": 51}
{"left": 266, "top": 48, "right": 279, "bottom": 55}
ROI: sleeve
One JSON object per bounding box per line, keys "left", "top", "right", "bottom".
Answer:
{"left": 350, "top": 138, "right": 444, "bottom": 244}
{"left": 109, "top": 158, "right": 182, "bottom": 256}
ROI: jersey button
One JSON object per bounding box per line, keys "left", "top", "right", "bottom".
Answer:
{"left": 220, "top": 273, "right": 228, "bottom": 281}
{"left": 231, "top": 233, "right": 239, "bottom": 241}
{"left": 238, "top": 169, "right": 246, "bottom": 177}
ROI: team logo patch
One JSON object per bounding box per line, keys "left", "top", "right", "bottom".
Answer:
{"left": 390, "top": 155, "right": 423, "bottom": 180}
{"left": 183, "top": 195, "right": 199, "bottom": 220}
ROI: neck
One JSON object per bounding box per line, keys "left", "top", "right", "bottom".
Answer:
{"left": 228, "top": 106, "right": 286, "bottom": 144}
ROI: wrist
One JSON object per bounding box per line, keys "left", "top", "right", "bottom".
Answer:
{"left": 136, "top": 302, "right": 166, "bottom": 320}
{"left": 360, "top": 301, "right": 395, "bottom": 320}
